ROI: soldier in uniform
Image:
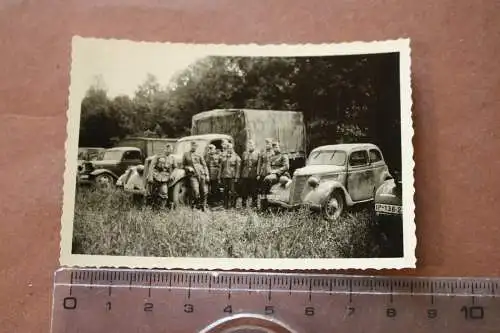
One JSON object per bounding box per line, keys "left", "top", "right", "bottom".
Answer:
{"left": 263, "top": 141, "right": 290, "bottom": 194}
{"left": 256, "top": 138, "right": 274, "bottom": 195}
{"left": 148, "top": 144, "right": 175, "bottom": 182}
{"left": 150, "top": 157, "right": 171, "bottom": 205}
{"left": 218, "top": 142, "right": 241, "bottom": 209}
{"left": 240, "top": 140, "right": 260, "bottom": 208}
{"left": 219, "top": 139, "right": 229, "bottom": 159}
{"left": 182, "top": 141, "right": 209, "bottom": 211}
{"left": 147, "top": 144, "right": 176, "bottom": 204}
{"left": 205, "top": 144, "right": 223, "bottom": 206}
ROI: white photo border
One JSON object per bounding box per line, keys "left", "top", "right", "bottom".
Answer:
{"left": 59, "top": 36, "right": 415, "bottom": 270}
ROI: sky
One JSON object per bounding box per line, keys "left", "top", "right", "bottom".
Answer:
{"left": 71, "top": 38, "right": 207, "bottom": 98}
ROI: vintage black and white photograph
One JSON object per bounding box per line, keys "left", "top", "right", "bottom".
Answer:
{"left": 60, "top": 37, "right": 415, "bottom": 269}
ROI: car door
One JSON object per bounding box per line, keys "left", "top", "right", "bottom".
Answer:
{"left": 346, "top": 149, "right": 372, "bottom": 202}
{"left": 120, "top": 150, "right": 143, "bottom": 176}
{"left": 369, "top": 148, "right": 387, "bottom": 191}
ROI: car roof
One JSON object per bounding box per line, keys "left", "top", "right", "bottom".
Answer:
{"left": 177, "top": 134, "right": 233, "bottom": 142}
{"left": 105, "top": 146, "right": 141, "bottom": 151}
{"left": 311, "top": 143, "right": 380, "bottom": 153}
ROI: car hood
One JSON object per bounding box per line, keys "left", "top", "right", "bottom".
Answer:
{"left": 294, "top": 164, "right": 345, "bottom": 176}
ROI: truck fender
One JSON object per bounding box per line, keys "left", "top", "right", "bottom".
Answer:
{"left": 303, "top": 180, "right": 354, "bottom": 207}
{"left": 168, "top": 168, "right": 186, "bottom": 187}
{"left": 90, "top": 169, "right": 120, "bottom": 180}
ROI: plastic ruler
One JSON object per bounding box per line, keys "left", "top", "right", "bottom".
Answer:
{"left": 51, "top": 268, "right": 500, "bottom": 333}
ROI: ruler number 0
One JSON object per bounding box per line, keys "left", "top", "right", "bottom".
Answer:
{"left": 63, "top": 297, "right": 77, "bottom": 310}
{"left": 461, "top": 306, "right": 484, "bottom": 320}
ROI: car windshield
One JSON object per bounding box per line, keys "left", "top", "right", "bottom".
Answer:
{"left": 101, "top": 150, "right": 124, "bottom": 161}
{"left": 307, "top": 150, "right": 347, "bottom": 166}
{"left": 174, "top": 139, "right": 208, "bottom": 155}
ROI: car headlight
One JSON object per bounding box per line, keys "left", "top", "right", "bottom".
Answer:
{"left": 307, "top": 176, "right": 320, "bottom": 188}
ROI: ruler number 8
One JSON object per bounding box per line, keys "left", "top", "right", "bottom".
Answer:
{"left": 184, "top": 304, "right": 194, "bottom": 313}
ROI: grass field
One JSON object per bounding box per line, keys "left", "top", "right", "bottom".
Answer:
{"left": 72, "top": 187, "right": 382, "bottom": 258}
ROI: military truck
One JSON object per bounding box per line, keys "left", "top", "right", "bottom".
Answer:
{"left": 119, "top": 109, "right": 307, "bottom": 206}
{"left": 191, "top": 109, "right": 307, "bottom": 174}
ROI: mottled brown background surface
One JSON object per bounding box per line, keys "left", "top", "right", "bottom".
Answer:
{"left": 0, "top": 0, "right": 499, "bottom": 332}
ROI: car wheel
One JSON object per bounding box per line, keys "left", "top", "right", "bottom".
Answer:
{"left": 322, "top": 190, "right": 345, "bottom": 222}
{"left": 95, "top": 174, "right": 115, "bottom": 190}
{"left": 171, "top": 180, "right": 190, "bottom": 207}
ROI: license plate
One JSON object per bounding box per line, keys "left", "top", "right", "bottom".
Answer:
{"left": 375, "top": 203, "right": 402, "bottom": 215}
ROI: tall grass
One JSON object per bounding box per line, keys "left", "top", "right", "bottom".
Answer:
{"left": 72, "top": 187, "right": 380, "bottom": 258}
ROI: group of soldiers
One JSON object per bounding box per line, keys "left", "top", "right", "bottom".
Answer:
{"left": 148, "top": 138, "right": 290, "bottom": 211}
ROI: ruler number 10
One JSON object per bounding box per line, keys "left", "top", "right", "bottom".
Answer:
{"left": 461, "top": 306, "right": 484, "bottom": 320}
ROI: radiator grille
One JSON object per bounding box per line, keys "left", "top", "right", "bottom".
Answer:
{"left": 290, "top": 175, "right": 308, "bottom": 204}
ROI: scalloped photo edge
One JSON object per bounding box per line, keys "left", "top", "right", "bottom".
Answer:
{"left": 59, "top": 36, "right": 415, "bottom": 270}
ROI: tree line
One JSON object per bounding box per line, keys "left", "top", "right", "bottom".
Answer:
{"left": 78, "top": 53, "right": 402, "bottom": 171}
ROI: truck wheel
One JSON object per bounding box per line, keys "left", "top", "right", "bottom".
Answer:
{"left": 95, "top": 174, "right": 115, "bottom": 190}
{"left": 171, "top": 180, "right": 190, "bottom": 207}
{"left": 322, "top": 190, "right": 345, "bottom": 222}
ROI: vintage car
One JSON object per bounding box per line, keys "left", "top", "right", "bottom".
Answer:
{"left": 77, "top": 147, "right": 144, "bottom": 188}
{"left": 264, "top": 143, "right": 392, "bottom": 221}
{"left": 77, "top": 147, "right": 105, "bottom": 171}
{"left": 374, "top": 169, "right": 403, "bottom": 257}
{"left": 117, "top": 134, "right": 234, "bottom": 205}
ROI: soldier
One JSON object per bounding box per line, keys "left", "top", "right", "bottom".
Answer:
{"left": 219, "top": 139, "right": 229, "bottom": 159}
{"left": 240, "top": 140, "right": 260, "bottom": 208}
{"left": 218, "top": 142, "right": 241, "bottom": 209}
{"left": 256, "top": 138, "right": 274, "bottom": 195}
{"left": 205, "top": 144, "right": 223, "bottom": 206}
{"left": 263, "top": 141, "right": 290, "bottom": 194}
{"left": 148, "top": 144, "right": 176, "bottom": 198}
{"left": 182, "top": 141, "right": 209, "bottom": 211}
{"left": 150, "top": 157, "right": 171, "bottom": 204}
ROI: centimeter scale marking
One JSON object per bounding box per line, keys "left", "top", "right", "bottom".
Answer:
{"left": 51, "top": 268, "right": 500, "bottom": 333}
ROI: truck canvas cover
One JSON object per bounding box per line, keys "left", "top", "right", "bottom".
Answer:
{"left": 191, "top": 109, "right": 306, "bottom": 157}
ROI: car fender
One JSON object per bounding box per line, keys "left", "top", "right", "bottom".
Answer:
{"left": 380, "top": 168, "right": 393, "bottom": 183}
{"left": 303, "top": 180, "right": 355, "bottom": 207}
{"left": 90, "top": 169, "right": 120, "bottom": 180}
